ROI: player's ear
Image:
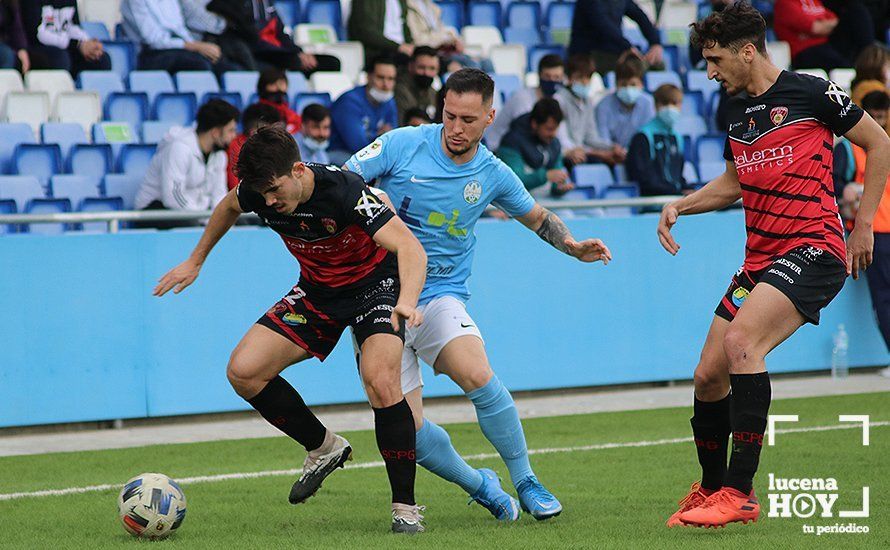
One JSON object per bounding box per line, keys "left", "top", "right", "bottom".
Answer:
{"left": 291, "top": 161, "right": 305, "bottom": 179}
{"left": 487, "top": 107, "right": 495, "bottom": 127}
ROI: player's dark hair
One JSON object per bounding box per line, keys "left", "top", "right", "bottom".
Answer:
{"left": 443, "top": 68, "right": 494, "bottom": 104}
{"left": 566, "top": 53, "right": 596, "bottom": 79}
{"left": 537, "top": 54, "right": 564, "bottom": 75}
{"left": 654, "top": 84, "right": 683, "bottom": 106}
{"left": 301, "top": 103, "right": 330, "bottom": 124}
{"left": 370, "top": 54, "right": 397, "bottom": 73}
{"left": 530, "top": 98, "right": 563, "bottom": 125}
{"left": 403, "top": 107, "right": 432, "bottom": 126}
{"left": 690, "top": 1, "right": 767, "bottom": 55}
{"left": 242, "top": 102, "right": 283, "bottom": 132}
{"left": 615, "top": 56, "right": 645, "bottom": 82}
{"left": 236, "top": 125, "right": 301, "bottom": 191}
{"left": 411, "top": 45, "right": 439, "bottom": 62}
{"left": 196, "top": 99, "right": 240, "bottom": 133}
{"left": 257, "top": 67, "right": 287, "bottom": 93}
{"left": 862, "top": 90, "right": 890, "bottom": 113}
{"left": 852, "top": 44, "right": 890, "bottom": 88}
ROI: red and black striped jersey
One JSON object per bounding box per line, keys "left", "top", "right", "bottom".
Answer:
{"left": 723, "top": 70, "right": 863, "bottom": 271}
{"left": 236, "top": 164, "right": 396, "bottom": 288}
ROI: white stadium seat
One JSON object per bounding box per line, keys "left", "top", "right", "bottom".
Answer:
{"left": 659, "top": 4, "right": 697, "bottom": 28}
{"left": 309, "top": 71, "right": 353, "bottom": 100}
{"left": 54, "top": 92, "right": 102, "bottom": 132}
{"left": 5, "top": 92, "right": 50, "bottom": 134}
{"left": 490, "top": 44, "right": 527, "bottom": 80}
{"left": 766, "top": 41, "right": 791, "bottom": 70}
{"left": 78, "top": 0, "right": 122, "bottom": 38}
{"left": 25, "top": 70, "right": 75, "bottom": 108}
{"left": 322, "top": 41, "right": 365, "bottom": 83}
{"left": 461, "top": 25, "right": 503, "bottom": 57}
{"left": 0, "top": 69, "right": 24, "bottom": 115}
{"left": 829, "top": 68, "right": 856, "bottom": 92}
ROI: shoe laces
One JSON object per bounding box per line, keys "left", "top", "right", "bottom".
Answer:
{"left": 517, "top": 476, "right": 551, "bottom": 502}
{"left": 677, "top": 482, "right": 704, "bottom": 509}
{"left": 299, "top": 454, "right": 323, "bottom": 482}
{"left": 700, "top": 489, "right": 735, "bottom": 509}
{"left": 392, "top": 504, "right": 425, "bottom": 524}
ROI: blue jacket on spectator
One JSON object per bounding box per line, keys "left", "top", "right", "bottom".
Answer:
{"left": 329, "top": 85, "right": 398, "bottom": 154}
{"left": 568, "top": 0, "right": 660, "bottom": 56}
{"left": 595, "top": 91, "right": 655, "bottom": 149}
{"left": 625, "top": 116, "right": 689, "bottom": 196}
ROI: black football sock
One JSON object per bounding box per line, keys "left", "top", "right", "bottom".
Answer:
{"left": 374, "top": 399, "right": 416, "bottom": 506}
{"left": 690, "top": 393, "right": 732, "bottom": 492}
{"left": 247, "top": 375, "right": 326, "bottom": 452}
{"left": 725, "top": 372, "right": 771, "bottom": 494}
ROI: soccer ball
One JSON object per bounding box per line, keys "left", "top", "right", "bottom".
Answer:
{"left": 117, "top": 473, "right": 187, "bottom": 539}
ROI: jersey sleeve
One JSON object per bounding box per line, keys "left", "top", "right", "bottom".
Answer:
{"left": 344, "top": 130, "right": 399, "bottom": 183}
{"left": 491, "top": 160, "right": 536, "bottom": 217}
{"left": 235, "top": 183, "right": 261, "bottom": 213}
{"left": 341, "top": 169, "right": 395, "bottom": 237}
{"left": 723, "top": 136, "right": 733, "bottom": 162}
{"left": 811, "top": 78, "right": 864, "bottom": 136}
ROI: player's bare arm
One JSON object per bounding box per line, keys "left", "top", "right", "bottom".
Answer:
{"left": 657, "top": 161, "right": 742, "bottom": 255}
{"left": 153, "top": 188, "right": 243, "bottom": 296}
{"left": 371, "top": 215, "right": 428, "bottom": 331}
{"left": 842, "top": 114, "right": 890, "bottom": 278}
{"left": 516, "top": 203, "right": 612, "bottom": 264}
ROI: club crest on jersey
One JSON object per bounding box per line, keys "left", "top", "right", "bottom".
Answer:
{"left": 463, "top": 180, "right": 482, "bottom": 204}
{"left": 825, "top": 82, "right": 849, "bottom": 106}
{"left": 355, "top": 190, "right": 386, "bottom": 218}
{"left": 771, "top": 106, "right": 788, "bottom": 126}
{"left": 283, "top": 313, "right": 307, "bottom": 325}
{"left": 356, "top": 139, "right": 383, "bottom": 160}
{"left": 322, "top": 217, "right": 337, "bottom": 234}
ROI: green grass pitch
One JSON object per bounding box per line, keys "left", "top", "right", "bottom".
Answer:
{"left": 1, "top": 392, "right": 887, "bottom": 549}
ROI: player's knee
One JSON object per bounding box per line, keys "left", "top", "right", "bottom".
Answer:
{"left": 722, "top": 325, "right": 756, "bottom": 369}
{"left": 693, "top": 364, "right": 728, "bottom": 397}
{"left": 363, "top": 371, "right": 402, "bottom": 408}
{"left": 454, "top": 365, "right": 493, "bottom": 392}
{"left": 226, "top": 351, "right": 262, "bottom": 398}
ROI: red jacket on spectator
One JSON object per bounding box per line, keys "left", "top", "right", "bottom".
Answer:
{"left": 260, "top": 98, "right": 301, "bottom": 135}
{"left": 226, "top": 133, "right": 247, "bottom": 190}
{"left": 774, "top": 0, "right": 837, "bottom": 58}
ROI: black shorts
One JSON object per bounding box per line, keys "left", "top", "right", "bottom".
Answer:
{"left": 715, "top": 245, "right": 847, "bottom": 325}
{"left": 257, "top": 274, "right": 404, "bottom": 360}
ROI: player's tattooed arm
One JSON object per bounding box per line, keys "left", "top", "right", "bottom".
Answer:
{"left": 517, "top": 204, "right": 612, "bottom": 263}
{"left": 535, "top": 209, "right": 572, "bottom": 254}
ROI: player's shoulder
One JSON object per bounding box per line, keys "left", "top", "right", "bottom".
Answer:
{"left": 310, "top": 163, "right": 362, "bottom": 188}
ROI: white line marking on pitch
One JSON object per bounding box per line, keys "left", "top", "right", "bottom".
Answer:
{"left": 1, "top": 421, "right": 887, "bottom": 501}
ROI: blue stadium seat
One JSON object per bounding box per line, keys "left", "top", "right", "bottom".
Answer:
{"left": 685, "top": 70, "right": 720, "bottom": 105}
{"left": 492, "top": 73, "right": 521, "bottom": 101}
{"left": 0, "top": 198, "right": 16, "bottom": 234}
{"left": 176, "top": 71, "right": 220, "bottom": 101}
{"left": 613, "top": 163, "right": 628, "bottom": 183}
{"left": 141, "top": 121, "right": 175, "bottom": 144}
{"left": 13, "top": 144, "right": 62, "bottom": 188}
{"left": 528, "top": 44, "right": 564, "bottom": 74}
{"left": 604, "top": 71, "right": 615, "bottom": 88}
{"left": 275, "top": 0, "right": 301, "bottom": 28}
{"left": 24, "top": 198, "right": 72, "bottom": 234}
{"left": 203, "top": 91, "right": 243, "bottom": 110}
{"left": 129, "top": 71, "right": 176, "bottom": 104}
{"left": 601, "top": 184, "right": 640, "bottom": 216}
{"left": 676, "top": 116, "right": 708, "bottom": 141}
{"left": 81, "top": 21, "right": 111, "bottom": 40}
{"left": 683, "top": 134, "right": 694, "bottom": 163}
{"left": 572, "top": 163, "right": 616, "bottom": 197}
{"left": 69, "top": 144, "right": 114, "bottom": 179}
{"left": 105, "top": 92, "right": 150, "bottom": 132}
{"left": 79, "top": 197, "right": 124, "bottom": 232}
{"left": 681, "top": 90, "right": 704, "bottom": 118}
{"left": 154, "top": 93, "right": 198, "bottom": 126}
{"left": 117, "top": 144, "right": 156, "bottom": 177}
{"left": 0, "top": 123, "right": 36, "bottom": 173}
{"left": 468, "top": 1, "right": 503, "bottom": 28}
{"left": 77, "top": 70, "right": 124, "bottom": 104}
{"left": 506, "top": 1, "right": 541, "bottom": 29}
{"left": 223, "top": 71, "right": 260, "bottom": 105}
{"left": 0, "top": 176, "right": 45, "bottom": 213}
{"left": 697, "top": 160, "right": 725, "bottom": 182}
{"left": 50, "top": 175, "right": 102, "bottom": 207}
{"left": 304, "top": 0, "right": 343, "bottom": 38}
{"left": 41, "top": 122, "right": 88, "bottom": 160}
{"left": 622, "top": 25, "right": 648, "bottom": 51}
{"left": 662, "top": 45, "right": 684, "bottom": 73}
{"left": 644, "top": 70, "right": 683, "bottom": 92}
{"left": 436, "top": 0, "right": 464, "bottom": 30}
{"left": 504, "top": 27, "right": 541, "bottom": 50}
{"left": 546, "top": 1, "right": 573, "bottom": 27}
{"left": 294, "top": 92, "right": 331, "bottom": 112}
{"left": 683, "top": 161, "right": 699, "bottom": 184}
{"left": 104, "top": 174, "right": 142, "bottom": 210}
{"left": 695, "top": 134, "right": 725, "bottom": 164}
{"left": 101, "top": 40, "right": 136, "bottom": 81}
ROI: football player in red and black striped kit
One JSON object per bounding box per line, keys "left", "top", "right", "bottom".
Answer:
{"left": 154, "top": 126, "right": 429, "bottom": 533}
{"left": 657, "top": 3, "right": 890, "bottom": 528}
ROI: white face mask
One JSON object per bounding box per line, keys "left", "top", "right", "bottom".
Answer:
{"left": 303, "top": 136, "right": 329, "bottom": 151}
{"left": 368, "top": 87, "right": 394, "bottom": 103}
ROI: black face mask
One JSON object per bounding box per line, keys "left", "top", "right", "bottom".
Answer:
{"left": 412, "top": 73, "right": 434, "bottom": 89}
{"left": 212, "top": 141, "right": 227, "bottom": 153}
{"left": 261, "top": 91, "right": 287, "bottom": 105}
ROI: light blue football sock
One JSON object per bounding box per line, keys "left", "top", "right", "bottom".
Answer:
{"left": 467, "top": 375, "right": 533, "bottom": 488}
{"left": 416, "top": 418, "right": 484, "bottom": 495}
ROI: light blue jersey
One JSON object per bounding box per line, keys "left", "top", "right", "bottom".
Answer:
{"left": 346, "top": 124, "right": 535, "bottom": 303}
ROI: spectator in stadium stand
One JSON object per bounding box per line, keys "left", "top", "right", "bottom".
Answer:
{"left": 121, "top": 0, "right": 242, "bottom": 75}
{"left": 403, "top": 106, "right": 432, "bottom": 126}
{"left": 201, "top": 0, "right": 340, "bottom": 75}
{"left": 348, "top": 0, "right": 415, "bottom": 69}
{"left": 567, "top": 0, "right": 664, "bottom": 77}
{"left": 851, "top": 44, "right": 890, "bottom": 108}
{"left": 257, "top": 68, "right": 301, "bottom": 135}
{"left": 774, "top": 0, "right": 875, "bottom": 71}
{"left": 296, "top": 103, "right": 332, "bottom": 164}
{"left": 595, "top": 55, "right": 655, "bottom": 150}
{"left": 555, "top": 53, "right": 625, "bottom": 167}
{"left": 626, "top": 84, "right": 692, "bottom": 197}
{"left": 405, "top": 0, "right": 492, "bottom": 72}
{"left": 485, "top": 54, "right": 566, "bottom": 151}
{"left": 496, "top": 98, "right": 575, "bottom": 198}
{"left": 861, "top": 0, "right": 890, "bottom": 42}
{"left": 328, "top": 55, "right": 399, "bottom": 165}
{"left": 0, "top": 0, "right": 30, "bottom": 72}
{"left": 134, "top": 99, "right": 239, "bottom": 228}
{"left": 179, "top": 0, "right": 258, "bottom": 71}
{"left": 395, "top": 45, "right": 439, "bottom": 123}
{"left": 21, "top": 0, "right": 110, "bottom": 76}
{"left": 227, "top": 102, "right": 283, "bottom": 190}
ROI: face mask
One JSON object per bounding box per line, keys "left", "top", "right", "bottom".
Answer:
{"left": 412, "top": 73, "right": 434, "bottom": 89}
{"left": 570, "top": 82, "right": 590, "bottom": 98}
{"left": 261, "top": 91, "right": 287, "bottom": 105}
{"left": 656, "top": 106, "right": 682, "bottom": 127}
{"left": 540, "top": 79, "right": 560, "bottom": 97}
{"left": 616, "top": 86, "right": 642, "bottom": 105}
{"left": 303, "top": 136, "right": 329, "bottom": 151}
{"left": 368, "top": 87, "right": 394, "bottom": 103}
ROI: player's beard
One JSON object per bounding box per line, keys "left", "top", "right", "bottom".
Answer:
{"left": 444, "top": 135, "right": 476, "bottom": 157}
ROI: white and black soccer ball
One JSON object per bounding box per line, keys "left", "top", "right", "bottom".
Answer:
{"left": 117, "top": 473, "right": 187, "bottom": 539}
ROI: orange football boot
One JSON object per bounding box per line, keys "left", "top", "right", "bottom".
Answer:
{"left": 666, "top": 482, "right": 714, "bottom": 527}
{"left": 679, "top": 487, "right": 760, "bottom": 528}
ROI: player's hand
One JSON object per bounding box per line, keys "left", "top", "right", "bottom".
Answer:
{"left": 153, "top": 259, "right": 202, "bottom": 296}
{"left": 658, "top": 203, "right": 681, "bottom": 255}
{"left": 391, "top": 303, "right": 423, "bottom": 332}
{"left": 846, "top": 225, "right": 874, "bottom": 280}
{"left": 565, "top": 238, "right": 611, "bottom": 264}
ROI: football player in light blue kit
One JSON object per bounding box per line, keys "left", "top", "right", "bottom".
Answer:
{"left": 346, "top": 69, "right": 612, "bottom": 520}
